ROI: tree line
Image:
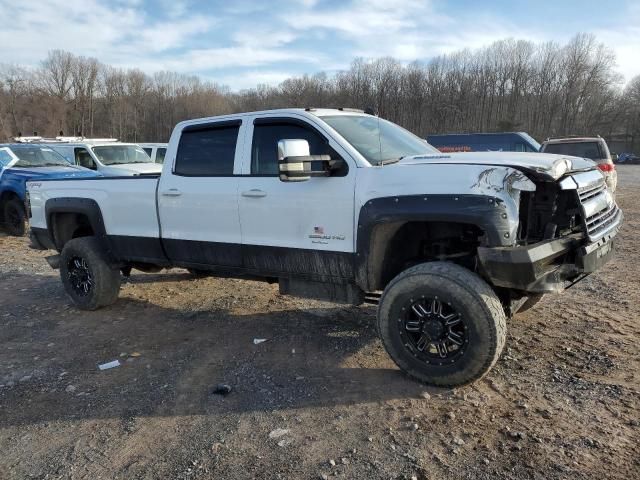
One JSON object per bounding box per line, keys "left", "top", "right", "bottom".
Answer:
{"left": 1, "top": 33, "right": 639, "bottom": 152}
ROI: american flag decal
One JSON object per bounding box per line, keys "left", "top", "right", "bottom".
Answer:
{"left": 313, "top": 226, "right": 324, "bottom": 235}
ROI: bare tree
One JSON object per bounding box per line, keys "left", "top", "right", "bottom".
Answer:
{"left": 0, "top": 38, "right": 635, "bottom": 152}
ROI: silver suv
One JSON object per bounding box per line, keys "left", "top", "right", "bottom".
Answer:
{"left": 540, "top": 136, "right": 617, "bottom": 192}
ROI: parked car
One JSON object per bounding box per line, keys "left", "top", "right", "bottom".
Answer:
{"left": 139, "top": 143, "right": 168, "bottom": 164}
{"left": 540, "top": 137, "right": 617, "bottom": 192}
{"left": 427, "top": 132, "right": 540, "bottom": 153}
{"left": 49, "top": 141, "right": 162, "bottom": 176}
{"left": 0, "top": 144, "right": 100, "bottom": 235}
{"left": 27, "top": 108, "right": 621, "bottom": 386}
{"left": 616, "top": 152, "right": 640, "bottom": 164}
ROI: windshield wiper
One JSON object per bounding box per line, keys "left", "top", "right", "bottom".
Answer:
{"left": 379, "top": 157, "right": 403, "bottom": 166}
{"left": 108, "top": 161, "right": 146, "bottom": 165}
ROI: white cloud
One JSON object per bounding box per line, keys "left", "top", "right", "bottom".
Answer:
{"left": 0, "top": 0, "right": 216, "bottom": 69}
{"left": 122, "top": 45, "right": 321, "bottom": 73}
{"left": 594, "top": 4, "right": 640, "bottom": 83}
{"left": 281, "top": 0, "right": 537, "bottom": 68}
{"left": 231, "top": 26, "right": 298, "bottom": 49}
{"left": 0, "top": 0, "right": 637, "bottom": 89}
{"left": 0, "top": 0, "right": 315, "bottom": 82}
{"left": 283, "top": 0, "right": 446, "bottom": 36}
{"left": 214, "top": 70, "right": 298, "bottom": 90}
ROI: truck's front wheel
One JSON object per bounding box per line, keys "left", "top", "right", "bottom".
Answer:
{"left": 377, "top": 262, "right": 506, "bottom": 387}
{"left": 60, "top": 237, "right": 121, "bottom": 310}
{"left": 3, "top": 198, "right": 27, "bottom": 236}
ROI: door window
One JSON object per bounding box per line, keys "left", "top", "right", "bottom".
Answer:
{"left": 74, "top": 148, "right": 96, "bottom": 169}
{"left": 156, "top": 148, "right": 167, "bottom": 164}
{"left": 142, "top": 147, "right": 152, "bottom": 156}
{"left": 251, "top": 122, "right": 336, "bottom": 175}
{"left": 175, "top": 123, "right": 240, "bottom": 176}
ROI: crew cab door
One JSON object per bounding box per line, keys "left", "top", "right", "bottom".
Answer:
{"left": 237, "top": 115, "right": 356, "bottom": 278}
{"left": 158, "top": 119, "right": 244, "bottom": 267}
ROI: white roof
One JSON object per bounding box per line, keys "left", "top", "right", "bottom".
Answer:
{"left": 174, "top": 108, "right": 372, "bottom": 131}
{"left": 51, "top": 142, "right": 141, "bottom": 148}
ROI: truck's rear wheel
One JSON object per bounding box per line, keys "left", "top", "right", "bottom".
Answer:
{"left": 60, "top": 237, "right": 121, "bottom": 310}
{"left": 3, "top": 198, "right": 27, "bottom": 236}
{"left": 377, "top": 262, "right": 506, "bottom": 387}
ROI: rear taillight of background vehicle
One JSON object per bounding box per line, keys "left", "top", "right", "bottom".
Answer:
{"left": 598, "top": 163, "right": 615, "bottom": 172}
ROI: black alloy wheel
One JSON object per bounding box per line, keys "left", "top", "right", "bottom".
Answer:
{"left": 67, "top": 256, "right": 94, "bottom": 296}
{"left": 400, "top": 297, "right": 468, "bottom": 365}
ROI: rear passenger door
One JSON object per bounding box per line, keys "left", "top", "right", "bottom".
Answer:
{"left": 158, "top": 119, "right": 244, "bottom": 267}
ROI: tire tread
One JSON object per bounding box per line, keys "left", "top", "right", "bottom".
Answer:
{"left": 60, "top": 237, "right": 121, "bottom": 310}
{"left": 377, "top": 261, "right": 507, "bottom": 387}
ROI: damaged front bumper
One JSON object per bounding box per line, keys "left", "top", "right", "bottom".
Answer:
{"left": 477, "top": 213, "right": 621, "bottom": 293}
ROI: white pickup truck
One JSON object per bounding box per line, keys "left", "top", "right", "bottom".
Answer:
{"left": 27, "top": 108, "right": 622, "bottom": 386}
{"left": 49, "top": 141, "right": 162, "bottom": 176}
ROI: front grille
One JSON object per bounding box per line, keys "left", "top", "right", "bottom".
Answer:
{"left": 573, "top": 174, "right": 621, "bottom": 241}
{"left": 585, "top": 203, "right": 618, "bottom": 237}
{"left": 578, "top": 183, "right": 606, "bottom": 203}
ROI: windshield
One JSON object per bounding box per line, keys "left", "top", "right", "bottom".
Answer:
{"left": 92, "top": 145, "right": 152, "bottom": 165}
{"left": 320, "top": 115, "right": 439, "bottom": 165}
{"left": 543, "top": 142, "right": 603, "bottom": 160}
{"left": 9, "top": 145, "right": 70, "bottom": 167}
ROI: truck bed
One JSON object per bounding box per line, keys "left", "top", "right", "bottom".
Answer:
{"left": 28, "top": 176, "right": 160, "bottom": 239}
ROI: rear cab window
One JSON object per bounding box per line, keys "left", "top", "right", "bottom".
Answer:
{"left": 174, "top": 121, "right": 241, "bottom": 176}
{"left": 542, "top": 142, "right": 603, "bottom": 160}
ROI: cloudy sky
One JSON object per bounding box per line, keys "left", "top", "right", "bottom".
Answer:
{"left": 1, "top": 0, "right": 638, "bottom": 89}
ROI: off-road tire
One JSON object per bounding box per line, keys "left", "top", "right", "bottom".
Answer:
{"left": 518, "top": 294, "right": 544, "bottom": 313}
{"left": 377, "top": 261, "right": 507, "bottom": 387}
{"left": 60, "top": 237, "right": 121, "bottom": 310}
{"left": 3, "top": 198, "right": 27, "bottom": 236}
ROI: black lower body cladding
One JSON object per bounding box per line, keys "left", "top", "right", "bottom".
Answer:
{"left": 477, "top": 226, "right": 619, "bottom": 293}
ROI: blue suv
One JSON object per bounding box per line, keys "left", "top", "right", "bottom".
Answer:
{"left": 0, "top": 143, "right": 100, "bottom": 236}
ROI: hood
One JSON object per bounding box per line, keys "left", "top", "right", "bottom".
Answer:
{"left": 7, "top": 165, "right": 100, "bottom": 179}
{"left": 398, "top": 151, "right": 596, "bottom": 180}
{"left": 99, "top": 162, "right": 162, "bottom": 176}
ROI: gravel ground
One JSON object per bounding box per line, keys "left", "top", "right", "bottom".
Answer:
{"left": 0, "top": 166, "right": 638, "bottom": 479}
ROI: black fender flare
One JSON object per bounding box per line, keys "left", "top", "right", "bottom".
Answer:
{"left": 44, "top": 197, "right": 108, "bottom": 251}
{"left": 354, "top": 194, "right": 514, "bottom": 290}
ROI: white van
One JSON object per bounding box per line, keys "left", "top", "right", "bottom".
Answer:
{"left": 138, "top": 143, "right": 168, "bottom": 164}
{"left": 50, "top": 141, "right": 162, "bottom": 176}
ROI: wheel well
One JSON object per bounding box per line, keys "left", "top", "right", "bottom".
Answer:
{"left": 51, "top": 212, "right": 95, "bottom": 249}
{"left": 366, "top": 221, "right": 485, "bottom": 291}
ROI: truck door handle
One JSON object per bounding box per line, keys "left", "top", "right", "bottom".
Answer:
{"left": 161, "top": 188, "right": 182, "bottom": 197}
{"left": 241, "top": 189, "right": 267, "bottom": 198}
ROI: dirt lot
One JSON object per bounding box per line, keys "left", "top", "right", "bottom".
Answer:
{"left": 1, "top": 166, "right": 638, "bottom": 480}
